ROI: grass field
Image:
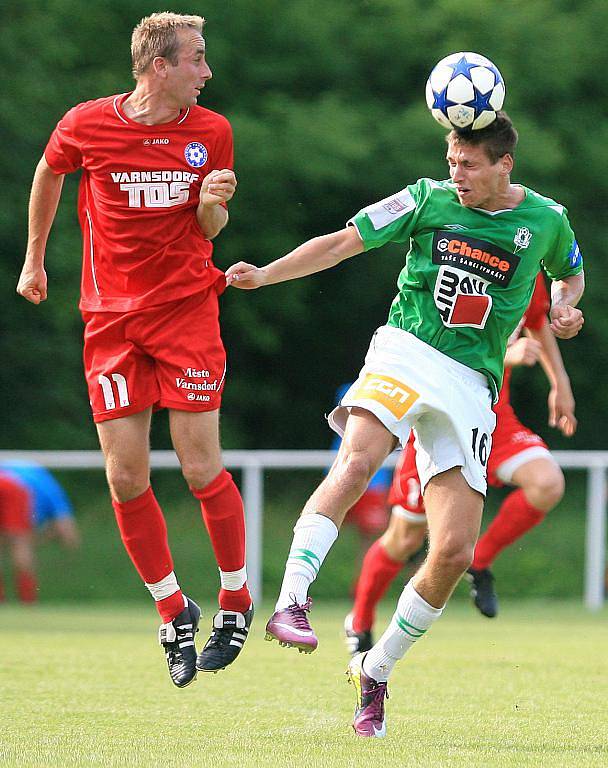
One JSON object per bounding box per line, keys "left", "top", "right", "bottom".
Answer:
{"left": 1, "top": 601, "right": 606, "bottom": 767}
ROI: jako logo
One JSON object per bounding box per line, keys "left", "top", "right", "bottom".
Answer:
{"left": 353, "top": 373, "right": 419, "bottom": 420}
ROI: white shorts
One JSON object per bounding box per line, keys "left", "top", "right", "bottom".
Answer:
{"left": 328, "top": 325, "right": 496, "bottom": 496}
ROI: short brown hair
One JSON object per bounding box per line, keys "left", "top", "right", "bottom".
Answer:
{"left": 447, "top": 112, "right": 518, "bottom": 164}
{"left": 131, "top": 12, "right": 205, "bottom": 79}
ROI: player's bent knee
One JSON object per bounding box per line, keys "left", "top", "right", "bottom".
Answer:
{"left": 430, "top": 541, "right": 474, "bottom": 575}
{"left": 180, "top": 459, "right": 222, "bottom": 491}
{"left": 528, "top": 466, "right": 565, "bottom": 510}
{"left": 106, "top": 467, "right": 149, "bottom": 503}
{"left": 335, "top": 451, "right": 379, "bottom": 489}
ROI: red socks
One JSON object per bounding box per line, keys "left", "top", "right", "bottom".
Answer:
{"left": 473, "top": 488, "right": 546, "bottom": 570}
{"left": 192, "top": 469, "right": 251, "bottom": 613}
{"left": 112, "top": 487, "right": 184, "bottom": 623}
{"left": 16, "top": 570, "right": 37, "bottom": 603}
{"left": 352, "top": 540, "right": 403, "bottom": 632}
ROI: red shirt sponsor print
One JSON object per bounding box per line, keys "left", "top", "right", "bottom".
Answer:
{"left": 44, "top": 93, "right": 233, "bottom": 312}
{"left": 432, "top": 231, "right": 521, "bottom": 329}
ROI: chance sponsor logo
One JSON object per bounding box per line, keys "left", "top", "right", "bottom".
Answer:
{"left": 434, "top": 265, "right": 492, "bottom": 329}
{"left": 432, "top": 231, "right": 520, "bottom": 286}
{"left": 352, "top": 373, "right": 419, "bottom": 420}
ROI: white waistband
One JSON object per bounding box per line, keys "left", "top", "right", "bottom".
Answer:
{"left": 378, "top": 325, "right": 490, "bottom": 389}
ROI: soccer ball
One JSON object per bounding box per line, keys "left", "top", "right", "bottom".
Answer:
{"left": 425, "top": 52, "right": 505, "bottom": 131}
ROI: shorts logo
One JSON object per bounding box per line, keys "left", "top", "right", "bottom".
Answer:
{"left": 353, "top": 373, "right": 419, "bottom": 420}
{"left": 434, "top": 266, "right": 492, "bottom": 328}
{"left": 184, "top": 142, "right": 208, "bottom": 167}
{"left": 432, "top": 231, "right": 520, "bottom": 286}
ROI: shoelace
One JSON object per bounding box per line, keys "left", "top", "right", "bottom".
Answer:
{"left": 361, "top": 682, "right": 389, "bottom": 719}
{"left": 286, "top": 597, "right": 313, "bottom": 630}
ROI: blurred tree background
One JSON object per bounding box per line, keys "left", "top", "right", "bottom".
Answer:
{"left": 2, "top": 0, "right": 607, "bottom": 452}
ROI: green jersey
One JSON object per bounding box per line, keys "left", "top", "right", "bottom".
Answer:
{"left": 350, "top": 178, "right": 583, "bottom": 400}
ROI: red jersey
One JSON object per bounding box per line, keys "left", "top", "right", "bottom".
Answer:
{"left": 496, "top": 273, "right": 550, "bottom": 409}
{"left": 45, "top": 93, "right": 232, "bottom": 312}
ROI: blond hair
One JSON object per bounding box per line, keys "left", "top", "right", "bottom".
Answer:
{"left": 131, "top": 12, "right": 205, "bottom": 79}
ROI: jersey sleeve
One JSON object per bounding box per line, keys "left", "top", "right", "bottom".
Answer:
{"left": 524, "top": 273, "right": 550, "bottom": 330}
{"left": 44, "top": 106, "right": 85, "bottom": 174}
{"left": 542, "top": 211, "right": 584, "bottom": 281}
{"left": 347, "top": 181, "right": 423, "bottom": 251}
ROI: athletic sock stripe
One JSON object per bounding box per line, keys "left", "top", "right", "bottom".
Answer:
{"left": 395, "top": 614, "right": 426, "bottom": 638}
{"left": 288, "top": 553, "right": 320, "bottom": 573}
{"left": 289, "top": 547, "right": 321, "bottom": 567}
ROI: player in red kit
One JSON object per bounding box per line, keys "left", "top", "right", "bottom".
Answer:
{"left": 17, "top": 13, "right": 252, "bottom": 687}
{"left": 345, "top": 275, "right": 577, "bottom": 652}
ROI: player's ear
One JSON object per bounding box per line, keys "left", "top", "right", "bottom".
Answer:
{"left": 151, "top": 56, "right": 169, "bottom": 77}
{"left": 500, "top": 153, "right": 513, "bottom": 176}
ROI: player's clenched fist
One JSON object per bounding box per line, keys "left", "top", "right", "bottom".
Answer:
{"left": 17, "top": 264, "right": 47, "bottom": 304}
{"left": 200, "top": 168, "right": 237, "bottom": 207}
{"left": 225, "top": 262, "right": 268, "bottom": 289}
{"left": 549, "top": 305, "right": 584, "bottom": 339}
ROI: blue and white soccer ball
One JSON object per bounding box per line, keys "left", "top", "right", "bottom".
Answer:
{"left": 425, "top": 52, "right": 505, "bottom": 131}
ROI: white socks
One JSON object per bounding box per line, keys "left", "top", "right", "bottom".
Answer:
{"left": 363, "top": 579, "right": 443, "bottom": 681}
{"left": 275, "top": 513, "right": 339, "bottom": 610}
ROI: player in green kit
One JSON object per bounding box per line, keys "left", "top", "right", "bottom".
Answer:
{"left": 225, "top": 113, "right": 584, "bottom": 737}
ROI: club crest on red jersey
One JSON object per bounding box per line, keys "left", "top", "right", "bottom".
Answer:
{"left": 184, "top": 142, "right": 208, "bottom": 167}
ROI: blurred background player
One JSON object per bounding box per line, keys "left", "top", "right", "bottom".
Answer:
{"left": 332, "top": 384, "right": 391, "bottom": 592}
{"left": 345, "top": 274, "right": 576, "bottom": 652}
{"left": 0, "top": 462, "right": 79, "bottom": 603}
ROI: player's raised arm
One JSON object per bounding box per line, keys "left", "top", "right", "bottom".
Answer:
{"left": 526, "top": 319, "right": 577, "bottom": 436}
{"left": 549, "top": 272, "right": 585, "bottom": 339}
{"left": 17, "top": 156, "right": 65, "bottom": 304}
{"left": 225, "top": 225, "right": 364, "bottom": 289}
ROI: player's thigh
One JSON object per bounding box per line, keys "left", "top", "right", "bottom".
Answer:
{"left": 423, "top": 467, "right": 483, "bottom": 558}
{"left": 332, "top": 407, "right": 397, "bottom": 480}
{"left": 83, "top": 311, "right": 160, "bottom": 423}
{"left": 141, "top": 289, "right": 227, "bottom": 414}
{"left": 96, "top": 408, "right": 153, "bottom": 495}
{"left": 382, "top": 510, "right": 427, "bottom": 557}
{"left": 0, "top": 476, "right": 32, "bottom": 535}
{"left": 169, "top": 408, "right": 223, "bottom": 487}
{"left": 510, "top": 456, "right": 564, "bottom": 509}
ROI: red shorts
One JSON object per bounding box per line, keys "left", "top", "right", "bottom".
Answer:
{"left": 0, "top": 474, "right": 32, "bottom": 534}
{"left": 390, "top": 405, "right": 550, "bottom": 517}
{"left": 487, "top": 402, "right": 549, "bottom": 487}
{"left": 83, "top": 288, "right": 226, "bottom": 423}
{"left": 344, "top": 488, "right": 389, "bottom": 535}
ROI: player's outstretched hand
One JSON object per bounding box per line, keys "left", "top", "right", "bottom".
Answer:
{"left": 225, "top": 262, "right": 267, "bottom": 290}
{"left": 548, "top": 386, "right": 577, "bottom": 437}
{"left": 549, "top": 305, "right": 584, "bottom": 339}
{"left": 200, "top": 168, "right": 237, "bottom": 206}
{"left": 17, "top": 263, "right": 47, "bottom": 304}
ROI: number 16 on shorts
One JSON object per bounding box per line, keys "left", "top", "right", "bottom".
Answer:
{"left": 471, "top": 427, "right": 491, "bottom": 467}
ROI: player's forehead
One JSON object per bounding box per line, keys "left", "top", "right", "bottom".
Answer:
{"left": 446, "top": 140, "right": 489, "bottom": 164}
{"left": 176, "top": 28, "right": 206, "bottom": 57}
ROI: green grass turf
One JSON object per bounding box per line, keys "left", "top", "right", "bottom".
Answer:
{"left": 1, "top": 601, "right": 606, "bottom": 767}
